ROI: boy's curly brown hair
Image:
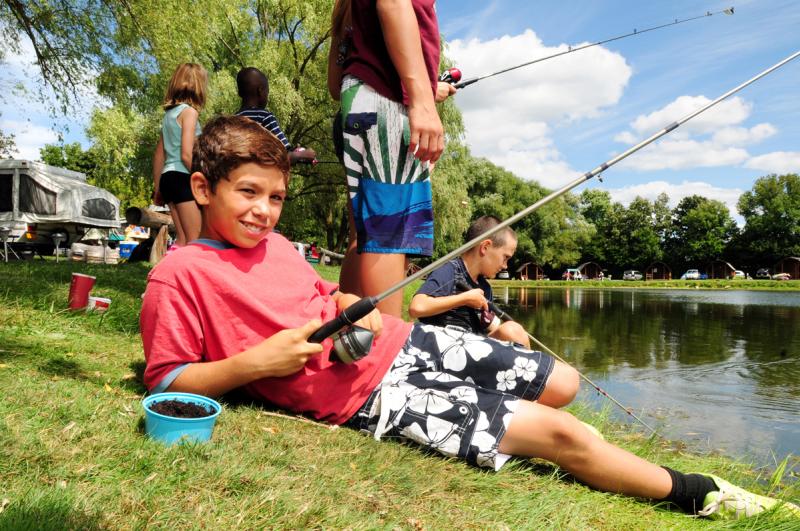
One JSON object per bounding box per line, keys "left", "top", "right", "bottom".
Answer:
{"left": 192, "top": 115, "right": 290, "bottom": 191}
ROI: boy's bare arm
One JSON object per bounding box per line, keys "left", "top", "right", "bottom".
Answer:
{"left": 408, "top": 290, "right": 488, "bottom": 318}
{"left": 376, "top": 0, "right": 443, "bottom": 163}
{"left": 166, "top": 320, "right": 324, "bottom": 397}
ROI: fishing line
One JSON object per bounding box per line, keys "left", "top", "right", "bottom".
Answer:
{"left": 442, "top": 7, "right": 735, "bottom": 89}
{"left": 312, "top": 49, "right": 800, "bottom": 364}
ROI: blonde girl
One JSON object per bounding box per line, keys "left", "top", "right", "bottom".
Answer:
{"left": 152, "top": 63, "right": 208, "bottom": 247}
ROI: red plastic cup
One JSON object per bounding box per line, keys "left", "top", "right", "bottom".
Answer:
{"left": 68, "top": 273, "right": 96, "bottom": 310}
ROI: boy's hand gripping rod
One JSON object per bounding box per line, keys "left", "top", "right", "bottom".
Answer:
{"left": 309, "top": 49, "right": 800, "bottom": 361}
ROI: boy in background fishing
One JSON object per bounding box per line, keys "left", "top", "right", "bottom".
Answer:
{"left": 409, "top": 215, "right": 532, "bottom": 347}
{"left": 235, "top": 66, "right": 317, "bottom": 166}
{"left": 140, "top": 115, "right": 799, "bottom": 523}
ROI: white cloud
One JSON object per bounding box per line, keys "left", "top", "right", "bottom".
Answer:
{"left": 628, "top": 96, "right": 752, "bottom": 139}
{"left": 745, "top": 151, "right": 800, "bottom": 174}
{"left": 449, "top": 30, "right": 631, "bottom": 188}
{"left": 617, "top": 139, "right": 749, "bottom": 171}
{"left": 711, "top": 123, "right": 776, "bottom": 146}
{"left": 614, "top": 95, "right": 777, "bottom": 172}
{"left": 607, "top": 180, "right": 744, "bottom": 223}
{"left": 0, "top": 119, "right": 58, "bottom": 160}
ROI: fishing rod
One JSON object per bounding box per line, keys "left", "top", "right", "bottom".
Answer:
{"left": 312, "top": 48, "right": 800, "bottom": 363}
{"left": 454, "top": 279, "right": 660, "bottom": 437}
{"left": 438, "top": 7, "right": 735, "bottom": 89}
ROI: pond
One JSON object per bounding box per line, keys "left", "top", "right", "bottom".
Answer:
{"left": 496, "top": 287, "right": 800, "bottom": 464}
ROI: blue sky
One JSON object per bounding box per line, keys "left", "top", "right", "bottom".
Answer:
{"left": 436, "top": 0, "right": 800, "bottom": 219}
{"left": 1, "top": 0, "right": 798, "bottom": 220}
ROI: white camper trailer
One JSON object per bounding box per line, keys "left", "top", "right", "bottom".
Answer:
{"left": 0, "top": 160, "right": 121, "bottom": 255}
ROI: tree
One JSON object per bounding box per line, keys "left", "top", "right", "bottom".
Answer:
{"left": 0, "top": 0, "right": 114, "bottom": 112}
{"left": 468, "top": 159, "right": 591, "bottom": 270}
{"left": 622, "top": 197, "right": 663, "bottom": 268}
{"left": 0, "top": 129, "right": 15, "bottom": 158}
{"left": 737, "top": 174, "right": 800, "bottom": 264}
{"left": 668, "top": 195, "right": 738, "bottom": 267}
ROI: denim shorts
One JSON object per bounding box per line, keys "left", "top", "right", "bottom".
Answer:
{"left": 346, "top": 324, "right": 555, "bottom": 470}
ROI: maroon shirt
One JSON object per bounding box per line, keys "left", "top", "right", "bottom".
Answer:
{"left": 344, "top": 0, "right": 440, "bottom": 104}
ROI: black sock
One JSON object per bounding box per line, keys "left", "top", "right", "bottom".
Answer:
{"left": 661, "top": 467, "right": 718, "bottom": 514}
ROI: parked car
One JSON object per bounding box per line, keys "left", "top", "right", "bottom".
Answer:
{"left": 623, "top": 269, "right": 643, "bottom": 281}
{"left": 562, "top": 268, "right": 583, "bottom": 281}
{"left": 772, "top": 272, "right": 792, "bottom": 281}
{"left": 682, "top": 269, "right": 701, "bottom": 280}
{"left": 755, "top": 268, "right": 771, "bottom": 279}
{"left": 732, "top": 270, "right": 746, "bottom": 279}
{"left": 496, "top": 270, "right": 510, "bottom": 280}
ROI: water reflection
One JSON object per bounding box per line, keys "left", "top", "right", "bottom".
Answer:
{"left": 502, "top": 288, "right": 800, "bottom": 463}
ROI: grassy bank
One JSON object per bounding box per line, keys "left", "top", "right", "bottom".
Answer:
{"left": 0, "top": 260, "right": 797, "bottom": 529}
{"left": 492, "top": 279, "right": 800, "bottom": 291}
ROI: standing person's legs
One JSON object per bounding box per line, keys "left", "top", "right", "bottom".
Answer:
{"left": 359, "top": 253, "right": 408, "bottom": 316}
{"left": 339, "top": 202, "right": 362, "bottom": 296}
{"left": 168, "top": 203, "right": 186, "bottom": 246}
{"left": 161, "top": 171, "right": 200, "bottom": 247}
{"left": 172, "top": 200, "right": 201, "bottom": 245}
{"left": 338, "top": 76, "right": 433, "bottom": 317}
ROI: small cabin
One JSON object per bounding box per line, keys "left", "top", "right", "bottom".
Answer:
{"left": 774, "top": 256, "right": 800, "bottom": 279}
{"left": 645, "top": 261, "right": 672, "bottom": 280}
{"left": 707, "top": 260, "right": 736, "bottom": 279}
{"left": 577, "top": 261, "right": 603, "bottom": 280}
{"left": 516, "top": 262, "right": 544, "bottom": 280}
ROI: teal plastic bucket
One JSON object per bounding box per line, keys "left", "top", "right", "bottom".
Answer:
{"left": 142, "top": 392, "right": 221, "bottom": 444}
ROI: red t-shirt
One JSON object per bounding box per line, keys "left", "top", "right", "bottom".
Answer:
{"left": 140, "top": 234, "right": 412, "bottom": 424}
{"left": 344, "top": 0, "right": 440, "bottom": 104}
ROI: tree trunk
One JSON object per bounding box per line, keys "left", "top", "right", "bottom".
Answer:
{"left": 125, "top": 207, "right": 174, "bottom": 231}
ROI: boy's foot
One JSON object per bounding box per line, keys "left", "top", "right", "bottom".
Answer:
{"left": 698, "top": 474, "right": 800, "bottom": 519}
{"left": 579, "top": 421, "right": 604, "bottom": 440}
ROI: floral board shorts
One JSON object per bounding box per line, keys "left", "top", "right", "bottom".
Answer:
{"left": 345, "top": 324, "right": 555, "bottom": 470}
{"left": 338, "top": 75, "right": 434, "bottom": 256}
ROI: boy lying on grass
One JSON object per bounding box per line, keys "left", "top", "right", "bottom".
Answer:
{"left": 141, "top": 115, "right": 799, "bottom": 521}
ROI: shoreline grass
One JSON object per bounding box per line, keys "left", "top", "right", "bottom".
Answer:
{"left": 492, "top": 278, "right": 800, "bottom": 291}
{"left": 1, "top": 260, "right": 797, "bottom": 529}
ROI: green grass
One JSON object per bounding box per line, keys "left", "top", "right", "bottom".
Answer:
{"left": 1, "top": 260, "right": 798, "bottom": 529}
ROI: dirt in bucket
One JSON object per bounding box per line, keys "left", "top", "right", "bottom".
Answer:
{"left": 150, "top": 399, "right": 215, "bottom": 418}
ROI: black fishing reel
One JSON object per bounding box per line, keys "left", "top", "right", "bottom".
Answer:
{"left": 331, "top": 325, "right": 374, "bottom": 364}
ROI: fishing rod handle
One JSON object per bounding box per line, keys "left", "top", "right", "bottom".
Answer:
{"left": 308, "top": 296, "right": 379, "bottom": 343}
{"left": 453, "top": 78, "right": 478, "bottom": 89}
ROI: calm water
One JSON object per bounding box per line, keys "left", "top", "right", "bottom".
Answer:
{"left": 496, "top": 287, "right": 800, "bottom": 464}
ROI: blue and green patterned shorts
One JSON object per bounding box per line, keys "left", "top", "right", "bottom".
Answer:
{"left": 346, "top": 324, "right": 555, "bottom": 470}
{"left": 339, "top": 75, "right": 434, "bottom": 256}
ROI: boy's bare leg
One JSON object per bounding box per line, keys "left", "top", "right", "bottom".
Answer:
{"left": 339, "top": 205, "right": 362, "bottom": 296}
{"left": 489, "top": 321, "right": 530, "bottom": 347}
{"left": 358, "top": 252, "right": 408, "bottom": 317}
{"left": 173, "top": 200, "right": 202, "bottom": 245}
{"left": 537, "top": 360, "right": 580, "bottom": 408}
{"left": 499, "top": 401, "right": 672, "bottom": 499}
{"left": 168, "top": 203, "right": 186, "bottom": 246}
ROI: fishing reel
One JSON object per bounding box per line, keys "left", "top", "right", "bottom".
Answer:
{"left": 331, "top": 325, "right": 374, "bottom": 364}
{"left": 438, "top": 67, "right": 462, "bottom": 84}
